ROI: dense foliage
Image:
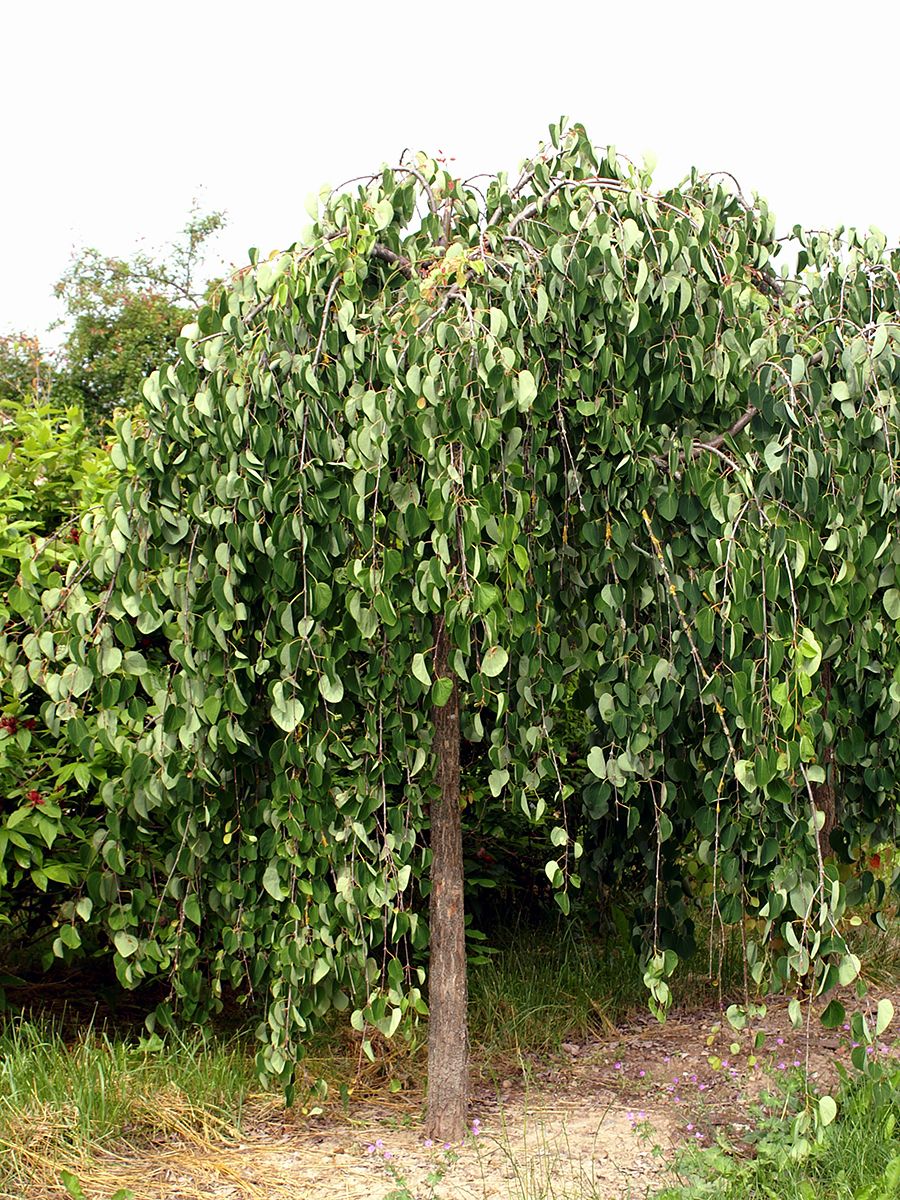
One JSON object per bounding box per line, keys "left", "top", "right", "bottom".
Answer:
{"left": 0, "top": 397, "right": 112, "bottom": 951}
{"left": 5, "top": 125, "right": 900, "bottom": 1091}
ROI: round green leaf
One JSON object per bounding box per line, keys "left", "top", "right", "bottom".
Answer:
{"left": 318, "top": 674, "right": 344, "bottom": 705}
{"left": 818, "top": 1095, "right": 837, "bottom": 1127}
{"left": 481, "top": 645, "right": 509, "bottom": 678}
{"left": 113, "top": 932, "right": 139, "bottom": 959}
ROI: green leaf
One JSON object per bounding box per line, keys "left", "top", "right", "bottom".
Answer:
{"left": 411, "top": 653, "right": 431, "bottom": 688}
{"left": 516, "top": 369, "right": 537, "bottom": 411}
{"left": 474, "top": 582, "right": 501, "bottom": 612}
{"left": 838, "top": 954, "right": 861, "bottom": 986}
{"left": 271, "top": 687, "right": 304, "bottom": 733}
{"left": 817, "top": 1095, "right": 837, "bottom": 1127}
{"left": 489, "top": 307, "right": 508, "bottom": 339}
{"left": 318, "top": 674, "right": 344, "bottom": 705}
{"left": 481, "top": 645, "right": 509, "bottom": 678}
{"left": 763, "top": 440, "right": 786, "bottom": 472}
{"left": 113, "top": 932, "right": 139, "bottom": 959}
{"left": 796, "top": 627, "right": 822, "bottom": 676}
{"left": 725, "top": 1004, "right": 747, "bottom": 1031}
{"left": 535, "top": 286, "right": 549, "bottom": 323}
{"left": 373, "top": 199, "right": 394, "bottom": 231}
{"left": 431, "top": 678, "right": 454, "bottom": 708}
{"left": 820, "top": 999, "right": 845, "bottom": 1029}
{"left": 884, "top": 589, "right": 900, "bottom": 621}
{"left": 876, "top": 998, "right": 894, "bottom": 1037}
{"left": 586, "top": 746, "right": 607, "bottom": 778}
{"left": 734, "top": 759, "right": 757, "bottom": 793}
{"left": 60, "top": 1171, "right": 88, "bottom": 1200}
{"left": 488, "top": 768, "right": 509, "bottom": 796}
{"left": 60, "top": 925, "right": 82, "bottom": 950}
{"left": 183, "top": 894, "right": 201, "bottom": 925}
{"left": 262, "top": 864, "right": 287, "bottom": 902}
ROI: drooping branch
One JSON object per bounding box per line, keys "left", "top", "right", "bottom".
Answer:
{"left": 701, "top": 404, "right": 758, "bottom": 452}
{"left": 370, "top": 243, "right": 413, "bottom": 278}
{"left": 650, "top": 405, "right": 758, "bottom": 475}
{"left": 653, "top": 349, "right": 826, "bottom": 473}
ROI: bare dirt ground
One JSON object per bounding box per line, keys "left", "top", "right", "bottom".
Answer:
{"left": 23, "top": 990, "right": 900, "bottom": 1200}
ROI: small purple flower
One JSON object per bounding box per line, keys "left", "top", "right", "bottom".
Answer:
{"left": 639, "top": 1069, "right": 645, "bottom": 1078}
{"left": 777, "top": 1062, "right": 786, "bottom": 1071}
{"left": 423, "top": 1138, "right": 433, "bottom": 1149}
{"left": 443, "top": 1143, "right": 451, "bottom": 1151}
{"left": 776, "top": 1038, "right": 784, "bottom": 1046}
{"left": 375, "top": 1139, "right": 384, "bottom": 1149}
{"left": 792, "top": 1059, "right": 801, "bottom": 1068}
{"left": 698, "top": 1082, "right": 707, "bottom": 1091}
{"left": 686, "top": 1123, "right": 694, "bottom": 1131}
{"left": 365, "top": 1144, "right": 376, "bottom": 1155}
{"left": 614, "top": 1061, "right": 623, "bottom": 1071}
{"left": 383, "top": 1150, "right": 393, "bottom": 1160}
{"left": 694, "top": 1131, "right": 703, "bottom": 1140}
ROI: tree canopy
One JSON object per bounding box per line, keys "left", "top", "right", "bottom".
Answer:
{"left": 7, "top": 123, "right": 900, "bottom": 1132}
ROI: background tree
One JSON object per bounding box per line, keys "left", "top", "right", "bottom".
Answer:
{"left": 13, "top": 125, "right": 900, "bottom": 1142}
{"left": 53, "top": 206, "right": 225, "bottom": 425}
{"left": 0, "top": 333, "right": 54, "bottom": 405}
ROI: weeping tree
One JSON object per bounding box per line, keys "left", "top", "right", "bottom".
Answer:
{"left": 18, "top": 123, "right": 900, "bottom": 1139}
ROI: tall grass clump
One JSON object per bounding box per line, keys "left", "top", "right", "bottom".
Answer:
{"left": 0, "top": 1015, "right": 258, "bottom": 1196}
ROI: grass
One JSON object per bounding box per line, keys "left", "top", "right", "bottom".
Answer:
{"left": 659, "top": 1067, "right": 900, "bottom": 1200}
{"left": 467, "top": 918, "right": 644, "bottom": 1057}
{"left": 0, "top": 1015, "right": 260, "bottom": 1198}
{"left": 467, "top": 913, "right": 748, "bottom": 1059}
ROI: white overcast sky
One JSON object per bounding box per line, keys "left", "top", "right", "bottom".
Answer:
{"left": 4, "top": 0, "right": 899, "bottom": 342}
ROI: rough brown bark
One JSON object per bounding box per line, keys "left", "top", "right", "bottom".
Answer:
{"left": 425, "top": 616, "right": 468, "bottom": 1141}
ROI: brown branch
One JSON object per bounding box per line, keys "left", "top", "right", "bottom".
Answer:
{"left": 701, "top": 405, "right": 758, "bottom": 453}
{"left": 652, "top": 349, "right": 826, "bottom": 474}
{"left": 370, "top": 243, "right": 413, "bottom": 278}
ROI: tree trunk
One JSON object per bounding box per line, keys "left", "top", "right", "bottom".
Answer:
{"left": 425, "top": 616, "right": 468, "bottom": 1141}
{"left": 814, "top": 662, "right": 836, "bottom": 853}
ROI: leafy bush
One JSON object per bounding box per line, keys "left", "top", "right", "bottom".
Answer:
{"left": 0, "top": 397, "right": 112, "bottom": 965}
